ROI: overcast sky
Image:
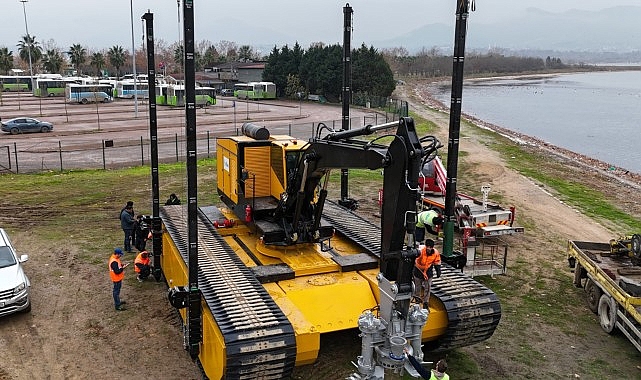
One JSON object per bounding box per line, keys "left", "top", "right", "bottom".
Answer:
{"left": 3, "top": 0, "right": 640, "bottom": 53}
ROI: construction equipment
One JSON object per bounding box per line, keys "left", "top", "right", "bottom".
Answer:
{"left": 567, "top": 239, "right": 641, "bottom": 352}
{"left": 157, "top": 2, "right": 499, "bottom": 378}
{"left": 419, "top": 156, "right": 523, "bottom": 237}
{"left": 609, "top": 234, "right": 641, "bottom": 265}
{"left": 418, "top": 156, "right": 524, "bottom": 276}
{"left": 160, "top": 118, "right": 501, "bottom": 379}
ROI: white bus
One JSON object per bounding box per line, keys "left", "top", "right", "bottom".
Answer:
{"left": 115, "top": 81, "right": 149, "bottom": 99}
{"left": 65, "top": 84, "right": 113, "bottom": 104}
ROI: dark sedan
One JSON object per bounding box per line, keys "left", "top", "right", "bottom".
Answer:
{"left": 1, "top": 117, "right": 54, "bottom": 134}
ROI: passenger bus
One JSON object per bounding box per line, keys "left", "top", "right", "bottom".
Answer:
{"left": 155, "top": 84, "right": 169, "bottom": 105}
{"left": 65, "top": 84, "right": 113, "bottom": 104}
{"left": 157, "top": 84, "right": 216, "bottom": 107}
{"left": 234, "top": 82, "right": 276, "bottom": 100}
{"left": 98, "top": 79, "right": 118, "bottom": 97}
{"left": 34, "top": 76, "right": 76, "bottom": 97}
{"left": 0, "top": 75, "right": 34, "bottom": 92}
{"left": 115, "top": 81, "right": 149, "bottom": 99}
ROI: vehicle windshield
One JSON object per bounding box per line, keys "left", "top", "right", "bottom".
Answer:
{"left": 0, "top": 246, "right": 17, "bottom": 268}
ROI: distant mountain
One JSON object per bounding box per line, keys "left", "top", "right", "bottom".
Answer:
{"left": 374, "top": 6, "right": 641, "bottom": 55}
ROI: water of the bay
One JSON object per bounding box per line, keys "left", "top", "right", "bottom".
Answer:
{"left": 428, "top": 70, "right": 641, "bottom": 174}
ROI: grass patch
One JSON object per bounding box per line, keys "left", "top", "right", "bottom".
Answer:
{"left": 463, "top": 128, "right": 641, "bottom": 232}
{"left": 0, "top": 160, "right": 218, "bottom": 257}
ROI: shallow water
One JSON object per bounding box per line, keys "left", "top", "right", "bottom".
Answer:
{"left": 429, "top": 71, "right": 641, "bottom": 174}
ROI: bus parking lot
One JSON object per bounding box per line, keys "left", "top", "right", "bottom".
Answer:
{"left": 0, "top": 92, "right": 389, "bottom": 173}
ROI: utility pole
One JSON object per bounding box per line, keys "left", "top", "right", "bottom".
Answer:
{"left": 19, "top": 0, "right": 34, "bottom": 93}
{"left": 130, "top": 0, "right": 138, "bottom": 117}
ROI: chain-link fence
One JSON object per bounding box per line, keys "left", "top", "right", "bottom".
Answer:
{"left": 0, "top": 100, "right": 407, "bottom": 174}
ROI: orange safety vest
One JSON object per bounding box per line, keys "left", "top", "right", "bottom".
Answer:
{"left": 134, "top": 252, "right": 150, "bottom": 273}
{"left": 415, "top": 245, "right": 441, "bottom": 280}
{"left": 109, "top": 254, "right": 125, "bottom": 282}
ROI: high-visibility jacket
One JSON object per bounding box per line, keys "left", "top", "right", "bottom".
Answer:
{"left": 109, "top": 254, "right": 125, "bottom": 282}
{"left": 415, "top": 245, "right": 441, "bottom": 280}
{"left": 416, "top": 210, "right": 439, "bottom": 228}
{"left": 134, "top": 252, "right": 150, "bottom": 273}
{"left": 429, "top": 371, "right": 449, "bottom": 380}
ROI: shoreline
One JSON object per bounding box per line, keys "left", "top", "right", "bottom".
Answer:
{"left": 411, "top": 81, "right": 641, "bottom": 190}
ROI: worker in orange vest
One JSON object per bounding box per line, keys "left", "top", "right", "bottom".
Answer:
{"left": 413, "top": 239, "right": 442, "bottom": 309}
{"left": 109, "top": 248, "right": 129, "bottom": 311}
{"left": 134, "top": 250, "right": 151, "bottom": 282}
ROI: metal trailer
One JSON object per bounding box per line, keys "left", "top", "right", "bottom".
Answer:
{"left": 568, "top": 239, "right": 641, "bottom": 352}
{"left": 419, "top": 156, "right": 524, "bottom": 276}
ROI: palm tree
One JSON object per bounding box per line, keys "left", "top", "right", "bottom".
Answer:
{"left": 17, "top": 34, "right": 42, "bottom": 68}
{"left": 0, "top": 47, "right": 14, "bottom": 75}
{"left": 108, "top": 45, "right": 126, "bottom": 79}
{"left": 42, "top": 49, "right": 64, "bottom": 74}
{"left": 238, "top": 45, "right": 254, "bottom": 62}
{"left": 68, "top": 44, "right": 87, "bottom": 76}
{"left": 173, "top": 45, "right": 184, "bottom": 70}
{"left": 90, "top": 52, "right": 106, "bottom": 77}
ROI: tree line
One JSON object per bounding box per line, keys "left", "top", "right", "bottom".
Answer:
{"left": 263, "top": 42, "right": 395, "bottom": 102}
{"left": 1, "top": 33, "right": 570, "bottom": 102}
{"left": 0, "top": 34, "right": 264, "bottom": 78}
{"left": 382, "top": 46, "right": 566, "bottom": 77}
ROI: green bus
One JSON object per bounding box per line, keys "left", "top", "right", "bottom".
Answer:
{"left": 156, "top": 84, "right": 216, "bottom": 107}
{"left": 234, "top": 82, "right": 276, "bottom": 100}
{"left": 0, "top": 75, "right": 33, "bottom": 92}
{"left": 34, "top": 77, "right": 76, "bottom": 97}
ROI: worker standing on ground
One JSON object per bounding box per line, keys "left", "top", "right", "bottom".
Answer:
{"left": 415, "top": 209, "right": 443, "bottom": 242}
{"left": 109, "top": 248, "right": 129, "bottom": 311}
{"left": 120, "top": 203, "right": 135, "bottom": 253}
{"left": 134, "top": 250, "right": 151, "bottom": 282}
{"left": 133, "top": 214, "right": 150, "bottom": 252}
{"left": 413, "top": 238, "right": 442, "bottom": 309}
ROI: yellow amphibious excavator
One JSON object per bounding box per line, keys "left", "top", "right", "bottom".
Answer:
{"left": 159, "top": 119, "right": 501, "bottom": 379}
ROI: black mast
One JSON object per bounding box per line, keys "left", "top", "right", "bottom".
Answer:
{"left": 443, "top": 0, "right": 472, "bottom": 255}
{"left": 141, "top": 11, "right": 162, "bottom": 281}
{"left": 183, "top": 0, "right": 201, "bottom": 359}
{"left": 339, "top": 3, "right": 356, "bottom": 210}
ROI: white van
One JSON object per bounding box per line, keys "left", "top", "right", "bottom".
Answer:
{"left": 0, "top": 228, "right": 31, "bottom": 317}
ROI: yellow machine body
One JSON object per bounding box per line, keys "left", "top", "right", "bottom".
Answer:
{"left": 159, "top": 132, "right": 499, "bottom": 379}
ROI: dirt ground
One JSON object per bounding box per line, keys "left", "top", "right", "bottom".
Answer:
{"left": 1, "top": 83, "right": 641, "bottom": 380}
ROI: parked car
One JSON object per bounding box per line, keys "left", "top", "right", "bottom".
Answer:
{"left": 1, "top": 117, "right": 54, "bottom": 135}
{"left": 220, "top": 89, "right": 234, "bottom": 97}
{"left": 0, "top": 228, "right": 31, "bottom": 317}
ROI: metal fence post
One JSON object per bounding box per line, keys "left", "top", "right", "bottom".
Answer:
{"left": 58, "top": 141, "right": 63, "bottom": 172}
{"left": 102, "top": 140, "right": 106, "bottom": 170}
{"left": 14, "top": 142, "right": 19, "bottom": 174}
{"left": 140, "top": 136, "right": 144, "bottom": 166}
{"left": 4, "top": 145, "right": 11, "bottom": 170}
{"left": 207, "top": 130, "right": 210, "bottom": 158}
{"left": 175, "top": 133, "right": 179, "bottom": 162}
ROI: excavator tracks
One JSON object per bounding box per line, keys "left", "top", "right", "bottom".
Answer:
{"left": 161, "top": 205, "right": 297, "bottom": 379}
{"left": 323, "top": 200, "right": 502, "bottom": 350}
